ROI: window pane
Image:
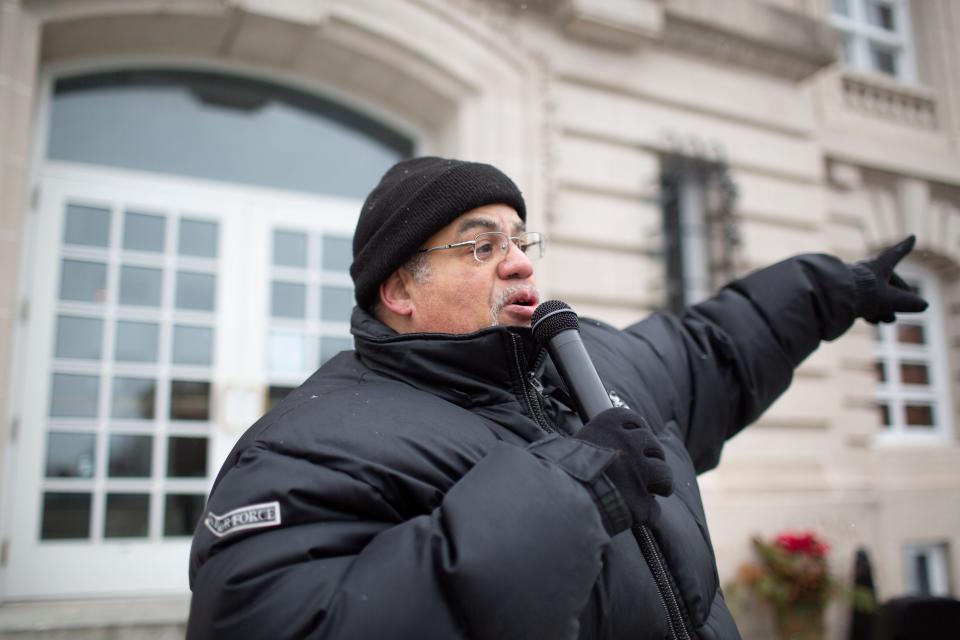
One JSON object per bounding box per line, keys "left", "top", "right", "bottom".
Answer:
{"left": 55, "top": 315, "right": 103, "bottom": 360}
{"left": 179, "top": 218, "right": 219, "bottom": 258}
{"left": 870, "top": 44, "right": 898, "bottom": 76}
{"left": 272, "top": 281, "right": 306, "bottom": 318}
{"left": 900, "top": 363, "right": 930, "bottom": 385}
{"left": 273, "top": 230, "right": 308, "bottom": 267}
{"left": 267, "top": 331, "right": 305, "bottom": 375}
{"left": 119, "top": 265, "right": 163, "bottom": 307}
{"left": 167, "top": 437, "right": 208, "bottom": 478}
{"left": 64, "top": 204, "right": 111, "bottom": 247}
{"left": 111, "top": 376, "right": 156, "bottom": 420}
{"left": 114, "top": 320, "right": 159, "bottom": 362}
{"left": 320, "top": 286, "right": 353, "bottom": 322}
{"left": 176, "top": 271, "right": 216, "bottom": 311}
{"left": 60, "top": 259, "right": 107, "bottom": 303}
{"left": 322, "top": 235, "right": 352, "bottom": 271}
{"left": 840, "top": 33, "right": 855, "bottom": 65}
{"left": 50, "top": 373, "right": 100, "bottom": 418}
{"left": 914, "top": 553, "right": 931, "bottom": 595}
{"left": 123, "top": 211, "right": 165, "bottom": 252}
{"left": 905, "top": 404, "right": 934, "bottom": 427}
{"left": 45, "top": 432, "right": 96, "bottom": 478}
{"left": 105, "top": 493, "right": 150, "bottom": 538}
{"left": 48, "top": 70, "right": 409, "bottom": 199}
{"left": 108, "top": 434, "right": 153, "bottom": 477}
{"left": 320, "top": 336, "right": 353, "bottom": 366}
{"left": 172, "top": 325, "right": 213, "bottom": 365}
{"left": 878, "top": 402, "right": 890, "bottom": 427}
{"left": 170, "top": 380, "right": 210, "bottom": 421}
{"left": 897, "top": 323, "right": 925, "bottom": 345}
{"left": 867, "top": 0, "right": 896, "bottom": 30}
{"left": 41, "top": 492, "right": 91, "bottom": 540}
{"left": 164, "top": 493, "right": 206, "bottom": 537}
{"left": 874, "top": 361, "right": 886, "bottom": 383}
{"left": 266, "top": 385, "right": 295, "bottom": 412}
{"left": 831, "top": 0, "right": 849, "bottom": 16}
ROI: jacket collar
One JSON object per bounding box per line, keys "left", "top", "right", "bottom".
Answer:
{"left": 350, "top": 307, "right": 541, "bottom": 409}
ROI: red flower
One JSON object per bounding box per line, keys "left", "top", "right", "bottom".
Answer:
{"left": 774, "top": 531, "right": 829, "bottom": 558}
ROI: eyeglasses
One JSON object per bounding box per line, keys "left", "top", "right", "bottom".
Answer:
{"left": 417, "top": 231, "right": 546, "bottom": 263}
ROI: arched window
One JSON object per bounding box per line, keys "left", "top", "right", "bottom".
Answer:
{"left": 4, "top": 69, "right": 414, "bottom": 598}
{"left": 47, "top": 69, "right": 412, "bottom": 197}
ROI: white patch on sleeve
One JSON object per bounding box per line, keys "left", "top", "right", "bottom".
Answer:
{"left": 204, "top": 501, "right": 281, "bottom": 538}
{"left": 608, "top": 390, "right": 630, "bottom": 409}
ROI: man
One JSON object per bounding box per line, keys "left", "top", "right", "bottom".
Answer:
{"left": 187, "top": 157, "right": 926, "bottom": 639}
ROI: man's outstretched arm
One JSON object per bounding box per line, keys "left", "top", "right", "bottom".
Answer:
{"left": 618, "top": 237, "right": 926, "bottom": 473}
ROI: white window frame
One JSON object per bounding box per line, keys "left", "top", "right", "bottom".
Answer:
{"left": 874, "top": 262, "right": 952, "bottom": 445}
{"left": 904, "top": 541, "right": 953, "bottom": 597}
{"left": 829, "top": 0, "right": 916, "bottom": 83}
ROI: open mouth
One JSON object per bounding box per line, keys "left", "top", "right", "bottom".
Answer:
{"left": 491, "top": 286, "right": 541, "bottom": 326}
{"left": 505, "top": 289, "right": 539, "bottom": 308}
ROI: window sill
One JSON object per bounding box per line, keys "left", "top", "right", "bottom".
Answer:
{"left": 873, "top": 430, "right": 952, "bottom": 447}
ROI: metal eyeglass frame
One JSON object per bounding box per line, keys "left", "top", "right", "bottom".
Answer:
{"left": 416, "top": 231, "right": 545, "bottom": 263}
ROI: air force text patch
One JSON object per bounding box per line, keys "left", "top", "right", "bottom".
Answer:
{"left": 204, "top": 501, "right": 281, "bottom": 538}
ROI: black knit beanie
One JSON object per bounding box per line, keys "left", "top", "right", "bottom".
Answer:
{"left": 351, "top": 156, "right": 527, "bottom": 311}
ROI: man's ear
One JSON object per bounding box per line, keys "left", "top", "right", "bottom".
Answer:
{"left": 378, "top": 269, "right": 415, "bottom": 318}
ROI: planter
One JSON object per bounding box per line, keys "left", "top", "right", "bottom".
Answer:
{"left": 774, "top": 603, "right": 825, "bottom": 640}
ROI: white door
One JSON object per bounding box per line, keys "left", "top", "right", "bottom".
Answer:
{"left": 3, "top": 162, "right": 360, "bottom": 598}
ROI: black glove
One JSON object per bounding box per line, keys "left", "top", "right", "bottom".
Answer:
{"left": 573, "top": 407, "right": 673, "bottom": 527}
{"left": 850, "top": 235, "right": 928, "bottom": 324}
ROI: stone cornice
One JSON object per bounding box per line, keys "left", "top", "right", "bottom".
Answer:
{"left": 554, "top": 0, "right": 664, "bottom": 49}
{"left": 661, "top": 0, "right": 838, "bottom": 81}
{"left": 498, "top": 0, "right": 838, "bottom": 81}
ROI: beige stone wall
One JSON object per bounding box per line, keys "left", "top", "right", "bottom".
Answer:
{"left": 0, "top": 0, "right": 40, "bottom": 488}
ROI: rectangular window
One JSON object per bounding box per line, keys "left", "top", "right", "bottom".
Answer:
{"left": 905, "top": 542, "right": 952, "bottom": 596}
{"left": 874, "top": 264, "right": 951, "bottom": 442}
{"left": 266, "top": 226, "right": 355, "bottom": 382}
{"left": 660, "top": 154, "right": 738, "bottom": 314}
{"left": 41, "top": 201, "right": 220, "bottom": 551}
{"left": 829, "top": 0, "right": 914, "bottom": 81}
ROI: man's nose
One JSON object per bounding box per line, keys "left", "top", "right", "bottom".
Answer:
{"left": 497, "top": 242, "right": 534, "bottom": 280}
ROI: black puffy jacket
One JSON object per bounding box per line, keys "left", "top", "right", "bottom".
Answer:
{"left": 187, "top": 254, "right": 858, "bottom": 639}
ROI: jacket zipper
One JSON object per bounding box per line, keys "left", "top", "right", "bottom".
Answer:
{"left": 514, "top": 335, "right": 692, "bottom": 638}
{"left": 508, "top": 333, "right": 552, "bottom": 432}
{"left": 637, "top": 525, "right": 692, "bottom": 640}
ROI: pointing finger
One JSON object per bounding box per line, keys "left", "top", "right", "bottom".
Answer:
{"left": 880, "top": 235, "right": 916, "bottom": 270}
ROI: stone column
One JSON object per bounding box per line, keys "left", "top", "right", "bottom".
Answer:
{"left": 911, "top": 0, "right": 960, "bottom": 153}
{"left": 0, "top": 0, "right": 41, "bottom": 453}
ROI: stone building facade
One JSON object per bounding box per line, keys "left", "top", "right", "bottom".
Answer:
{"left": 0, "top": 0, "right": 957, "bottom": 637}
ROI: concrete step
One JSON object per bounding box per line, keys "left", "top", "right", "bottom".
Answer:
{"left": 0, "top": 597, "right": 187, "bottom": 640}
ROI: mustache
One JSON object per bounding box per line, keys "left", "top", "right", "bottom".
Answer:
{"left": 490, "top": 285, "right": 540, "bottom": 327}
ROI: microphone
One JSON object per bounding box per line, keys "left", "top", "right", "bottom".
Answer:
{"left": 531, "top": 300, "right": 612, "bottom": 422}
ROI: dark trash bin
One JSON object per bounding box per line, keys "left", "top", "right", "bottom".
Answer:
{"left": 874, "top": 595, "right": 960, "bottom": 640}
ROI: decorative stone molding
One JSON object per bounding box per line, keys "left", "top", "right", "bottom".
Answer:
{"left": 841, "top": 71, "right": 939, "bottom": 130}
{"left": 660, "top": 0, "right": 837, "bottom": 81}
{"left": 227, "top": 0, "right": 331, "bottom": 25}
{"left": 554, "top": 0, "right": 663, "bottom": 50}
{"left": 829, "top": 161, "right": 863, "bottom": 191}
{"left": 498, "top": 0, "right": 837, "bottom": 80}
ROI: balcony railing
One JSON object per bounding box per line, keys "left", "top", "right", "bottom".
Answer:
{"left": 841, "top": 72, "right": 938, "bottom": 129}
